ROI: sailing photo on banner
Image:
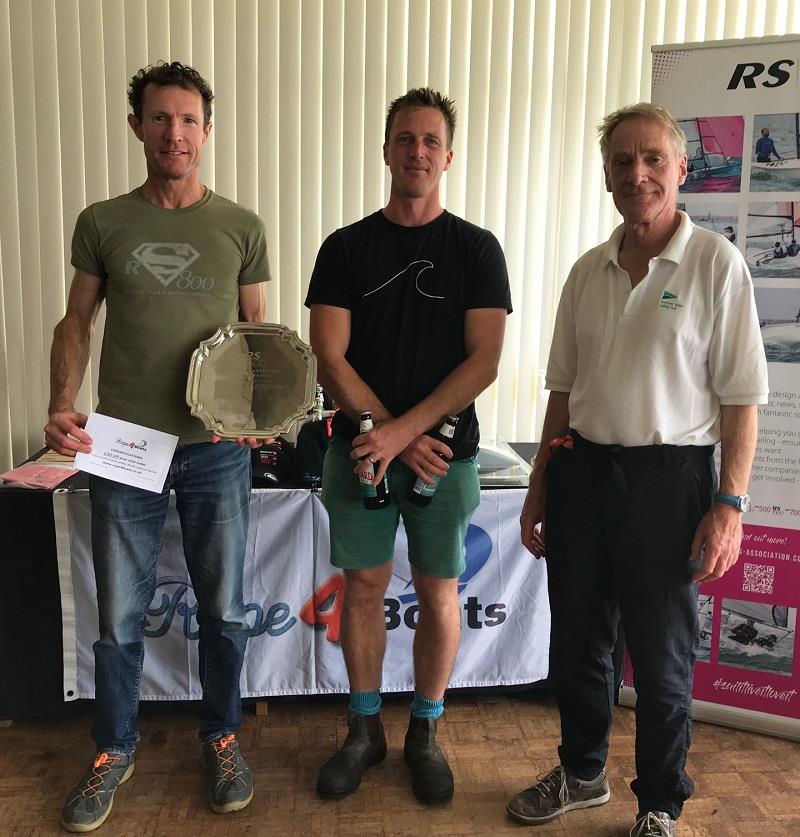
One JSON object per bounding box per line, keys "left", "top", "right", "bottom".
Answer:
{"left": 697, "top": 594, "right": 715, "bottom": 664}
{"left": 677, "top": 201, "right": 739, "bottom": 246}
{"left": 754, "top": 286, "right": 800, "bottom": 364}
{"left": 750, "top": 113, "right": 800, "bottom": 192}
{"left": 679, "top": 115, "right": 744, "bottom": 193}
{"left": 719, "top": 598, "right": 796, "bottom": 677}
{"left": 746, "top": 201, "right": 800, "bottom": 277}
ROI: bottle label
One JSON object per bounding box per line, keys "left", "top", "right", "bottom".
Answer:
{"left": 357, "top": 411, "right": 388, "bottom": 505}
{"left": 409, "top": 417, "right": 457, "bottom": 504}
{"left": 413, "top": 474, "right": 440, "bottom": 497}
{"left": 358, "top": 462, "right": 377, "bottom": 495}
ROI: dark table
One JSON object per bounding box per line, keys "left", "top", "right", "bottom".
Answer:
{"left": 1, "top": 445, "right": 538, "bottom": 719}
{"left": 2, "top": 487, "right": 67, "bottom": 717}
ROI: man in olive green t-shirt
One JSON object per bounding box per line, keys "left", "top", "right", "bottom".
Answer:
{"left": 45, "top": 61, "right": 270, "bottom": 833}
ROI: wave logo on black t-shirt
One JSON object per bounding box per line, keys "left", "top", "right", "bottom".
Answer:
{"left": 130, "top": 243, "right": 200, "bottom": 287}
{"left": 362, "top": 259, "right": 443, "bottom": 300}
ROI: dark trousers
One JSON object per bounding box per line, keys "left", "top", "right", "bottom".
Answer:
{"left": 545, "top": 432, "right": 715, "bottom": 819}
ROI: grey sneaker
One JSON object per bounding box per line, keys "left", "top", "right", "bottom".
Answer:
{"left": 61, "top": 751, "right": 135, "bottom": 833}
{"left": 630, "top": 811, "right": 677, "bottom": 836}
{"left": 202, "top": 734, "right": 253, "bottom": 813}
{"left": 506, "top": 764, "right": 610, "bottom": 824}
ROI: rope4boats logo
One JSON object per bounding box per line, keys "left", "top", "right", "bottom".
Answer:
{"left": 299, "top": 523, "right": 507, "bottom": 641}
{"left": 114, "top": 437, "right": 148, "bottom": 451}
{"left": 145, "top": 576, "right": 295, "bottom": 639}
{"left": 142, "top": 524, "right": 504, "bottom": 643}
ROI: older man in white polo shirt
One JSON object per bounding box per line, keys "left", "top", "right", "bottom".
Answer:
{"left": 507, "top": 103, "right": 768, "bottom": 837}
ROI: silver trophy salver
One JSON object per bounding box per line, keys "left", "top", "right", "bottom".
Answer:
{"left": 186, "top": 323, "right": 318, "bottom": 438}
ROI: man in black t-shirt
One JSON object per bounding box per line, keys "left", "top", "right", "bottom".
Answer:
{"left": 305, "top": 87, "right": 511, "bottom": 804}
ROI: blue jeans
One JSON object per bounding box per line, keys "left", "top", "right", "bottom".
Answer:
{"left": 89, "top": 442, "right": 251, "bottom": 753}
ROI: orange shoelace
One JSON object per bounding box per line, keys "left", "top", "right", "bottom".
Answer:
{"left": 78, "top": 753, "right": 124, "bottom": 799}
{"left": 211, "top": 735, "right": 242, "bottom": 782}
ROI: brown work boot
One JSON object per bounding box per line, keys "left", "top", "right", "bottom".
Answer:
{"left": 403, "top": 715, "right": 454, "bottom": 804}
{"left": 316, "top": 712, "right": 387, "bottom": 798}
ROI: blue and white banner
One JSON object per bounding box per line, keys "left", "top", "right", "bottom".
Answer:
{"left": 57, "top": 488, "right": 549, "bottom": 700}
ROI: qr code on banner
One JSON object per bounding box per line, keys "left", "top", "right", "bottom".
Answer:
{"left": 742, "top": 562, "right": 775, "bottom": 595}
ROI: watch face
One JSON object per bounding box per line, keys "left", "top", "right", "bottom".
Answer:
{"left": 740, "top": 494, "right": 752, "bottom": 513}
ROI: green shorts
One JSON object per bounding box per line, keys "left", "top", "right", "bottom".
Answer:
{"left": 321, "top": 436, "right": 480, "bottom": 579}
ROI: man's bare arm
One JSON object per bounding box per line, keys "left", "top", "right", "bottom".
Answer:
{"left": 309, "top": 304, "right": 393, "bottom": 424}
{"left": 520, "top": 390, "right": 570, "bottom": 557}
{"left": 690, "top": 404, "right": 759, "bottom": 582}
{"left": 354, "top": 308, "right": 508, "bottom": 483}
{"left": 44, "top": 270, "right": 105, "bottom": 454}
{"left": 239, "top": 282, "right": 268, "bottom": 322}
{"left": 529, "top": 391, "right": 571, "bottom": 484}
{"left": 717, "top": 404, "right": 759, "bottom": 496}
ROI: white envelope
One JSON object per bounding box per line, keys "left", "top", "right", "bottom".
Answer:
{"left": 75, "top": 413, "right": 178, "bottom": 493}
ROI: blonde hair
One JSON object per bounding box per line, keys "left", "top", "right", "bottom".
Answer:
{"left": 598, "top": 103, "right": 686, "bottom": 165}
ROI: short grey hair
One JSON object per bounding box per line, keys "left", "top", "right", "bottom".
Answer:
{"left": 598, "top": 103, "right": 687, "bottom": 166}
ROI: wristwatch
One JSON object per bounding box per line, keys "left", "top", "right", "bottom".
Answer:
{"left": 713, "top": 492, "right": 751, "bottom": 512}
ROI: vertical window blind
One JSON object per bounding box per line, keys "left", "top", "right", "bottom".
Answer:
{"left": 1, "top": 0, "right": 797, "bottom": 471}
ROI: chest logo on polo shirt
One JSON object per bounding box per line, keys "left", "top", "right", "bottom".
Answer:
{"left": 659, "top": 289, "right": 683, "bottom": 311}
{"left": 362, "top": 259, "right": 443, "bottom": 300}
{"left": 129, "top": 243, "right": 201, "bottom": 287}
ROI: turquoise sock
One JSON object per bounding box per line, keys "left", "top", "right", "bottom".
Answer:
{"left": 410, "top": 690, "right": 444, "bottom": 720}
{"left": 348, "top": 689, "right": 381, "bottom": 716}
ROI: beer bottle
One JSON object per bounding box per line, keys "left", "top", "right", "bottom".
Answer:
{"left": 357, "top": 411, "right": 389, "bottom": 509}
{"left": 312, "top": 385, "right": 325, "bottom": 421}
{"left": 408, "top": 415, "right": 459, "bottom": 507}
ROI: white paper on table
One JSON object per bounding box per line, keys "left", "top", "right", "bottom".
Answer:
{"left": 74, "top": 413, "right": 178, "bottom": 493}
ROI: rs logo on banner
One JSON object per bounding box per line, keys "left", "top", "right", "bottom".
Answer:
{"left": 727, "top": 60, "right": 796, "bottom": 89}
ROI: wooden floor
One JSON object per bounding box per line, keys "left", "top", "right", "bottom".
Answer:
{"left": 2, "top": 691, "right": 799, "bottom": 836}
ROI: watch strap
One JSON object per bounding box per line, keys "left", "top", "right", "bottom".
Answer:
{"left": 714, "top": 492, "right": 747, "bottom": 511}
